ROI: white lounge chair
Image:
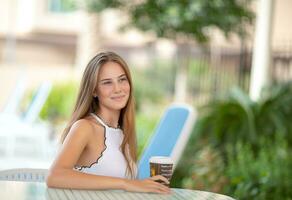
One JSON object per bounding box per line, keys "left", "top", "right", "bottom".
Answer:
{"left": 0, "top": 81, "right": 53, "bottom": 158}
{"left": 0, "top": 168, "right": 48, "bottom": 182}
{"left": 138, "top": 103, "right": 197, "bottom": 179}
{"left": 22, "top": 81, "right": 52, "bottom": 123}
{"left": 2, "top": 76, "right": 27, "bottom": 114}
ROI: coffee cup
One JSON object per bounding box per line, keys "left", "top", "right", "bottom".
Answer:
{"left": 149, "top": 156, "right": 173, "bottom": 187}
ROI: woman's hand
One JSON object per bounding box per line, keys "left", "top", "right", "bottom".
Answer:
{"left": 123, "top": 175, "right": 171, "bottom": 194}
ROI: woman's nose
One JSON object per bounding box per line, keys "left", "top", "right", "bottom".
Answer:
{"left": 113, "top": 82, "right": 122, "bottom": 92}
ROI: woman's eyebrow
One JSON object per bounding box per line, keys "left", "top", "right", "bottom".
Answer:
{"left": 100, "top": 78, "right": 111, "bottom": 82}
{"left": 118, "top": 74, "right": 127, "bottom": 78}
{"left": 100, "top": 74, "right": 126, "bottom": 82}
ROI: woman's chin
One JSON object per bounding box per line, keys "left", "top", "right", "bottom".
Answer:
{"left": 111, "top": 102, "right": 127, "bottom": 110}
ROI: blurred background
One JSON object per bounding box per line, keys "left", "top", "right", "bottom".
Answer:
{"left": 0, "top": 0, "right": 291, "bottom": 199}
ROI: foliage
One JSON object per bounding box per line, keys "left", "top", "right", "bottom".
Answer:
{"left": 136, "top": 112, "right": 160, "bottom": 158}
{"left": 171, "top": 122, "right": 227, "bottom": 190}
{"left": 172, "top": 82, "right": 292, "bottom": 199}
{"left": 181, "top": 144, "right": 227, "bottom": 192}
{"left": 256, "top": 83, "right": 292, "bottom": 146}
{"left": 82, "top": 0, "right": 255, "bottom": 43}
{"left": 187, "top": 58, "right": 213, "bottom": 97}
{"left": 83, "top": 0, "right": 122, "bottom": 13}
{"left": 196, "top": 82, "right": 292, "bottom": 152}
{"left": 132, "top": 61, "right": 174, "bottom": 112}
{"left": 40, "top": 80, "right": 78, "bottom": 123}
{"left": 197, "top": 87, "right": 257, "bottom": 150}
{"left": 49, "top": 0, "right": 77, "bottom": 12}
{"left": 225, "top": 137, "right": 292, "bottom": 200}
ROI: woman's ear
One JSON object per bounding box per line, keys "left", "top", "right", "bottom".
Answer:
{"left": 92, "top": 90, "right": 97, "bottom": 98}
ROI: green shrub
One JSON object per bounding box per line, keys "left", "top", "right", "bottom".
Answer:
{"left": 225, "top": 136, "right": 292, "bottom": 200}
{"left": 196, "top": 87, "right": 256, "bottom": 150}
{"left": 196, "top": 82, "right": 292, "bottom": 153}
{"left": 133, "top": 70, "right": 165, "bottom": 112}
{"left": 136, "top": 112, "right": 160, "bottom": 158}
{"left": 180, "top": 144, "right": 227, "bottom": 192}
{"left": 256, "top": 82, "right": 292, "bottom": 146}
{"left": 172, "top": 81, "right": 292, "bottom": 199}
{"left": 132, "top": 60, "right": 175, "bottom": 112}
{"left": 40, "top": 80, "right": 78, "bottom": 123}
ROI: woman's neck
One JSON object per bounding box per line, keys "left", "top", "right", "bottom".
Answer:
{"left": 96, "top": 109, "right": 120, "bottom": 128}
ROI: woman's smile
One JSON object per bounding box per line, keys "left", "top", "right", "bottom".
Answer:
{"left": 111, "top": 95, "right": 126, "bottom": 101}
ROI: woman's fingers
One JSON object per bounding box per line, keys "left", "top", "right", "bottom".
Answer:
{"left": 152, "top": 180, "right": 169, "bottom": 189}
{"left": 125, "top": 178, "right": 171, "bottom": 194}
{"left": 149, "top": 175, "right": 170, "bottom": 185}
{"left": 148, "top": 179, "right": 171, "bottom": 194}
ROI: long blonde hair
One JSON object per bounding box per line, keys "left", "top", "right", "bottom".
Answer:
{"left": 61, "top": 52, "right": 137, "bottom": 178}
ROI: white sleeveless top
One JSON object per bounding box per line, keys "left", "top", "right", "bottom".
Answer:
{"left": 74, "top": 113, "right": 130, "bottom": 178}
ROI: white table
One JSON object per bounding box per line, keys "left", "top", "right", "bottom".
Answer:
{"left": 0, "top": 181, "right": 235, "bottom": 200}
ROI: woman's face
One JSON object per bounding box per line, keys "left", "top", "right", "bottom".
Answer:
{"left": 95, "top": 61, "right": 130, "bottom": 112}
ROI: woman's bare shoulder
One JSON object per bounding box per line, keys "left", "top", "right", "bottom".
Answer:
{"left": 83, "top": 115, "right": 105, "bottom": 131}
{"left": 67, "top": 119, "right": 96, "bottom": 138}
{"left": 72, "top": 118, "right": 95, "bottom": 130}
{"left": 70, "top": 116, "right": 104, "bottom": 136}
{"left": 62, "top": 119, "right": 96, "bottom": 145}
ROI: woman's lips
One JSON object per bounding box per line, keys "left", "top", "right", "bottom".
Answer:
{"left": 111, "top": 95, "right": 126, "bottom": 101}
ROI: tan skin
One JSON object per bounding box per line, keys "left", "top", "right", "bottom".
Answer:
{"left": 46, "top": 62, "right": 170, "bottom": 194}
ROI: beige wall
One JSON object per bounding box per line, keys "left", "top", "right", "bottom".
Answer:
{"left": 210, "top": 0, "right": 292, "bottom": 50}
{"left": 273, "top": 0, "right": 292, "bottom": 47}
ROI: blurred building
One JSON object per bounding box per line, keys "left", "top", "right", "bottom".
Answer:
{"left": 1, "top": 0, "right": 292, "bottom": 66}
{"left": 0, "top": 0, "right": 292, "bottom": 107}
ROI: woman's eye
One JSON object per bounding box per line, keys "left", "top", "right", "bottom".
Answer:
{"left": 119, "top": 77, "right": 128, "bottom": 82}
{"left": 102, "top": 81, "right": 112, "bottom": 85}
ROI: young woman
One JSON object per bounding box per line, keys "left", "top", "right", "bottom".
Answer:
{"left": 46, "top": 52, "right": 170, "bottom": 194}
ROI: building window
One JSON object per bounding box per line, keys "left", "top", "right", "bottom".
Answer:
{"left": 48, "top": 0, "right": 77, "bottom": 13}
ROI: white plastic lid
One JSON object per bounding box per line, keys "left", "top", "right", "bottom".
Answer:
{"left": 149, "top": 156, "right": 173, "bottom": 164}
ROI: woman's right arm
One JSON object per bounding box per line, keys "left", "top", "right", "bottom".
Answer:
{"left": 46, "top": 120, "right": 170, "bottom": 194}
